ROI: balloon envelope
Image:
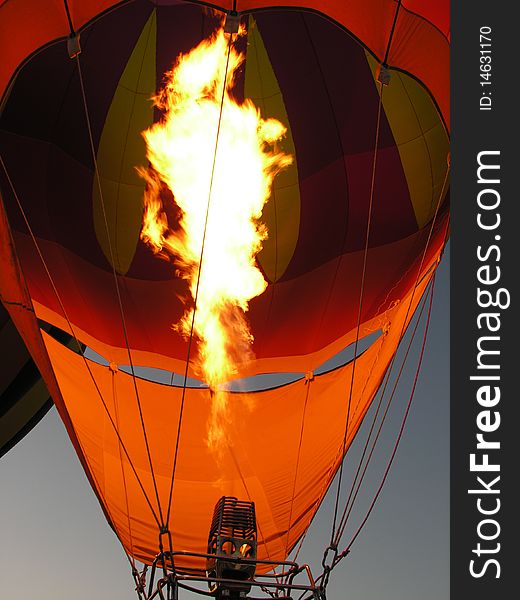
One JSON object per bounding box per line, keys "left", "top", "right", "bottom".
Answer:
{"left": 0, "top": 0, "right": 449, "bottom": 571}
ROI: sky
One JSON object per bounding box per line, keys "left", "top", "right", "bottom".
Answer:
{"left": 0, "top": 246, "right": 449, "bottom": 600}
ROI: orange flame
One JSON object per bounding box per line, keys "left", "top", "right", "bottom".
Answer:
{"left": 139, "top": 24, "right": 292, "bottom": 448}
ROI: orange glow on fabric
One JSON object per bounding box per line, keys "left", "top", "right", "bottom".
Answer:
{"left": 139, "top": 24, "right": 292, "bottom": 449}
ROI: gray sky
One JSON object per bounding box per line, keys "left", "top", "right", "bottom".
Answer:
{"left": 0, "top": 247, "right": 449, "bottom": 600}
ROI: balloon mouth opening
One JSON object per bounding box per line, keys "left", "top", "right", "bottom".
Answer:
{"left": 40, "top": 319, "right": 383, "bottom": 391}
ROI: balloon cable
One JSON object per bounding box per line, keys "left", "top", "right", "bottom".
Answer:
{"left": 0, "top": 153, "right": 163, "bottom": 532}
{"left": 383, "top": 0, "right": 403, "bottom": 66}
{"left": 331, "top": 163, "right": 450, "bottom": 548}
{"left": 284, "top": 379, "right": 312, "bottom": 559}
{"left": 296, "top": 276, "right": 436, "bottom": 600}
{"left": 164, "top": 30, "right": 235, "bottom": 528}
{"left": 75, "top": 55, "right": 166, "bottom": 528}
{"left": 291, "top": 80, "right": 386, "bottom": 569}
{"left": 62, "top": 0, "right": 75, "bottom": 36}
{"left": 333, "top": 276, "right": 433, "bottom": 546}
{"left": 112, "top": 368, "right": 138, "bottom": 565}
{"left": 317, "top": 158, "right": 449, "bottom": 590}
{"left": 336, "top": 273, "right": 436, "bottom": 563}
{"left": 329, "top": 81, "right": 385, "bottom": 547}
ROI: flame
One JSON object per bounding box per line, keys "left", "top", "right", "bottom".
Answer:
{"left": 139, "top": 24, "right": 292, "bottom": 448}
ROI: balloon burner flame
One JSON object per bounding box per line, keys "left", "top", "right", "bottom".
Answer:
{"left": 139, "top": 23, "right": 292, "bottom": 451}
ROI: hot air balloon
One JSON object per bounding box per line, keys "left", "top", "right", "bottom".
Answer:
{"left": 0, "top": 1, "right": 449, "bottom": 598}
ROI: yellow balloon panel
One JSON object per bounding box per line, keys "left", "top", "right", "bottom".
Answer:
{"left": 245, "top": 16, "right": 301, "bottom": 282}
{"left": 365, "top": 51, "right": 449, "bottom": 229}
{"left": 93, "top": 10, "right": 157, "bottom": 274}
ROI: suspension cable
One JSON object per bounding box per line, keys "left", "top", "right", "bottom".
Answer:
{"left": 315, "top": 277, "right": 436, "bottom": 597}
{"left": 327, "top": 167, "right": 449, "bottom": 571}
{"left": 0, "top": 153, "right": 163, "bottom": 529}
{"left": 283, "top": 379, "right": 312, "bottom": 559}
{"left": 319, "top": 169, "right": 449, "bottom": 594}
{"left": 335, "top": 274, "right": 436, "bottom": 562}
{"left": 329, "top": 150, "right": 449, "bottom": 549}
{"left": 75, "top": 55, "right": 165, "bottom": 527}
{"left": 62, "top": 0, "right": 75, "bottom": 35}
{"left": 112, "top": 367, "right": 138, "bottom": 566}
{"left": 334, "top": 277, "right": 433, "bottom": 546}
{"left": 295, "top": 108, "right": 449, "bottom": 585}
{"left": 164, "top": 29, "right": 235, "bottom": 527}
{"left": 329, "top": 0, "right": 404, "bottom": 556}
{"left": 331, "top": 352, "right": 394, "bottom": 546}
{"left": 329, "top": 81, "right": 385, "bottom": 546}
{"left": 383, "top": 0, "right": 403, "bottom": 66}
{"left": 292, "top": 273, "right": 431, "bottom": 578}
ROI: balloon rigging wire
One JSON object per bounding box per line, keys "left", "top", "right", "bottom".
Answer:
{"left": 112, "top": 368, "right": 138, "bottom": 566}
{"left": 320, "top": 166, "right": 450, "bottom": 587}
{"left": 299, "top": 12, "right": 353, "bottom": 357}
{"left": 75, "top": 54, "right": 166, "bottom": 528}
{"left": 155, "top": 27, "right": 285, "bottom": 582}
{"left": 283, "top": 380, "right": 312, "bottom": 560}
{"left": 383, "top": 0, "right": 403, "bottom": 66}
{"left": 290, "top": 80, "right": 386, "bottom": 569}
{"left": 318, "top": 164, "right": 450, "bottom": 586}
{"left": 294, "top": 13, "right": 390, "bottom": 555}
{"left": 246, "top": 20, "right": 279, "bottom": 356}
{"left": 333, "top": 275, "right": 434, "bottom": 547}
{"left": 332, "top": 163, "right": 450, "bottom": 548}
{"left": 0, "top": 154, "right": 161, "bottom": 545}
{"left": 164, "top": 31, "right": 234, "bottom": 527}
{"left": 315, "top": 164, "right": 449, "bottom": 587}
{"left": 293, "top": 100, "right": 448, "bottom": 581}
{"left": 326, "top": 0, "right": 406, "bottom": 557}
{"left": 336, "top": 272, "right": 436, "bottom": 562}
{"left": 62, "top": 0, "right": 75, "bottom": 36}
{"left": 329, "top": 0, "right": 447, "bottom": 546}
{"left": 329, "top": 81, "right": 385, "bottom": 547}
{"left": 295, "top": 276, "right": 437, "bottom": 600}
{"left": 331, "top": 339, "right": 397, "bottom": 543}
